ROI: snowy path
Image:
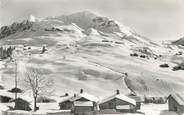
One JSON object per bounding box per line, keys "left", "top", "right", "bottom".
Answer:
{"left": 84, "top": 59, "right": 132, "bottom": 93}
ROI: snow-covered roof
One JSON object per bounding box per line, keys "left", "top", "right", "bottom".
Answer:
{"left": 0, "top": 90, "right": 14, "bottom": 99}
{"left": 116, "top": 105, "right": 131, "bottom": 110}
{"left": 70, "top": 92, "right": 99, "bottom": 102}
{"left": 59, "top": 92, "right": 99, "bottom": 103}
{"left": 99, "top": 94, "right": 136, "bottom": 106}
{"left": 29, "top": 15, "right": 36, "bottom": 22}
{"left": 58, "top": 96, "right": 73, "bottom": 104}
{"left": 0, "top": 90, "right": 33, "bottom": 103}
{"left": 74, "top": 101, "right": 93, "bottom": 107}
{"left": 18, "top": 95, "right": 33, "bottom": 102}
{"left": 169, "top": 93, "right": 184, "bottom": 106}
{"left": 128, "top": 96, "right": 143, "bottom": 103}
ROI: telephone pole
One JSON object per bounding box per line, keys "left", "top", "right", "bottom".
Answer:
{"left": 14, "top": 59, "right": 18, "bottom": 99}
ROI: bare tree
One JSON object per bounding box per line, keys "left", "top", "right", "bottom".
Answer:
{"left": 23, "top": 67, "right": 54, "bottom": 112}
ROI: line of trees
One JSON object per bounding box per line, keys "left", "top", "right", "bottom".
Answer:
{"left": 0, "top": 46, "right": 15, "bottom": 59}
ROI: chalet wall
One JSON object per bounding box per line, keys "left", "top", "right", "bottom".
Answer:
{"left": 59, "top": 101, "right": 73, "bottom": 110}
{"left": 99, "top": 99, "right": 116, "bottom": 110}
{"left": 0, "top": 96, "right": 12, "bottom": 103}
{"left": 177, "top": 106, "right": 184, "bottom": 115}
{"left": 168, "top": 96, "right": 184, "bottom": 115}
{"left": 99, "top": 98, "right": 135, "bottom": 111}
{"left": 74, "top": 106, "right": 93, "bottom": 112}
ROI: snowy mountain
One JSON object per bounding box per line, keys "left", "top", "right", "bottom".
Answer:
{"left": 172, "top": 37, "right": 184, "bottom": 46}
{"left": 0, "top": 11, "right": 184, "bottom": 98}
{"left": 49, "top": 11, "right": 154, "bottom": 45}
{"left": 29, "top": 15, "right": 36, "bottom": 22}
{"left": 0, "top": 11, "right": 155, "bottom": 45}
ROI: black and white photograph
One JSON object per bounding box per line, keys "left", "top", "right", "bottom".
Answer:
{"left": 0, "top": 0, "right": 184, "bottom": 115}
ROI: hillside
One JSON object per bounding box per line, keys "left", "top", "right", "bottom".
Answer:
{"left": 0, "top": 11, "right": 184, "bottom": 98}
{"left": 172, "top": 36, "right": 184, "bottom": 46}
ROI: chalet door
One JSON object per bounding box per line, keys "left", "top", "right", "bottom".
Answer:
{"left": 174, "top": 106, "right": 177, "bottom": 111}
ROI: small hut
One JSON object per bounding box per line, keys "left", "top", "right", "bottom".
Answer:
{"left": 0, "top": 85, "right": 5, "bottom": 90}
{"left": 128, "top": 95, "right": 143, "bottom": 110}
{"left": 167, "top": 94, "right": 184, "bottom": 114}
{"left": 59, "top": 96, "right": 73, "bottom": 110}
{"left": 152, "top": 97, "right": 166, "bottom": 104}
{"left": 144, "top": 96, "right": 166, "bottom": 104}
{"left": 12, "top": 97, "right": 32, "bottom": 111}
{"left": 99, "top": 90, "right": 136, "bottom": 113}
{"left": 0, "top": 90, "right": 14, "bottom": 103}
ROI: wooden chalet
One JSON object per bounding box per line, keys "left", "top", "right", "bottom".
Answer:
{"left": 12, "top": 98, "right": 32, "bottom": 111}
{"left": 128, "top": 95, "right": 143, "bottom": 110}
{"left": 168, "top": 93, "right": 184, "bottom": 115}
{"left": 0, "top": 90, "right": 14, "bottom": 103}
{"left": 99, "top": 90, "right": 136, "bottom": 113}
{"left": 59, "top": 89, "right": 99, "bottom": 114}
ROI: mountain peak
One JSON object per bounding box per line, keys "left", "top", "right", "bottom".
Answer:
{"left": 29, "top": 15, "right": 36, "bottom": 22}
{"left": 55, "top": 11, "right": 123, "bottom": 33}
{"left": 0, "top": 11, "right": 153, "bottom": 45}
{"left": 69, "top": 10, "right": 99, "bottom": 18}
{"left": 172, "top": 36, "right": 184, "bottom": 46}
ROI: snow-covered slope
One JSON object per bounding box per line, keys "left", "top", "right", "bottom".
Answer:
{"left": 0, "top": 11, "right": 183, "bottom": 98}
{"left": 172, "top": 37, "right": 184, "bottom": 46}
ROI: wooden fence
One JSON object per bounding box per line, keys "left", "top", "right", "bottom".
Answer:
{"left": 1, "top": 110, "right": 124, "bottom": 115}
{"left": 1, "top": 110, "right": 71, "bottom": 115}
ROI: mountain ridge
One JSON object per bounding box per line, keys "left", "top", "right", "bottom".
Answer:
{"left": 0, "top": 11, "right": 155, "bottom": 46}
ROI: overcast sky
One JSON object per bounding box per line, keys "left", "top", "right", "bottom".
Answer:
{"left": 0, "top": 0, "right": 183, "bottom": 41}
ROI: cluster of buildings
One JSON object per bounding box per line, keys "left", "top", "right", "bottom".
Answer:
{"left": 58, "top": 89, "right": 184, "bottom": 115}
{"left": 0, "top": 89, "right": 143, "bottom": 114}
{"left": 0, "top": 89, "right": 184, "bottom": 115}
{"left": 0, "top": 90, "right": 32, "bottom": 111}
{"left": 58, "top": 89, "right": 143, "bottom": 114}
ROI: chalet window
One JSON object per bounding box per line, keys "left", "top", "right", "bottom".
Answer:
{"left": 109, "top": 102, "right": 114, "bottom": 109}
